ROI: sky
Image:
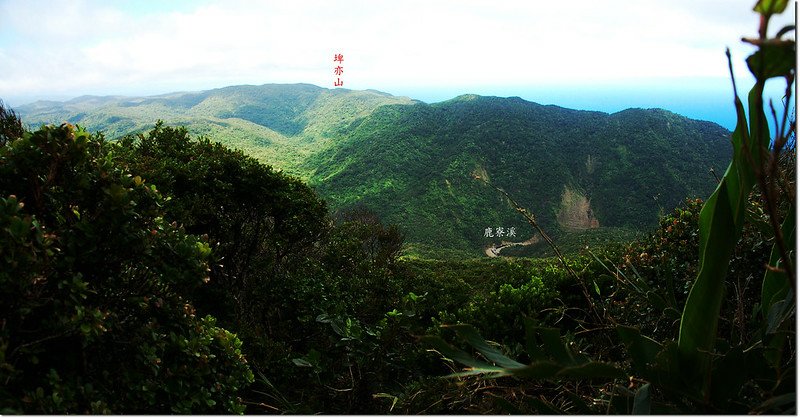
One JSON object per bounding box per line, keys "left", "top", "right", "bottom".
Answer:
{"left": 0, "top": 0, "right": 795, "bottom": 130}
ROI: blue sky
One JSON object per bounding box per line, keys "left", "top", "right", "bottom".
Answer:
{"left": 0, "top": 0, "right": 795, "bottom": 130}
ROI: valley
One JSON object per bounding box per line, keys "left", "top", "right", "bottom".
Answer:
{"left": 18, "top": 83, "right": 732, "bottom": 257}
{"left": 2, "top": 0, "right": 795, "bottom": 414}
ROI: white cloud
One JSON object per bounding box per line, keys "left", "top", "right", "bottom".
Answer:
{"left": 0, "top": 0, "right": 794, "bottom": 104}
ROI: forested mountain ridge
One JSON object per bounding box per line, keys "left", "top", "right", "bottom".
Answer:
{"left": 304, "top": 94, "right": 731, "bottom": 254}
{"left": 18, "top": 84, "right": 417, "bottom": 175}
{"left": 18, "top": 84, "right": 732, "bottom": 256}
{"left": 4, "top": 2, "right": 793, "bottom": 413}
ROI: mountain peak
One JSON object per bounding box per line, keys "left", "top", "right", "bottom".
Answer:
{"left": 14, "top": 83, "right": 732, "bottom": 256}
{"left": 452, "top": 93, "right": 481, "bottom": 101}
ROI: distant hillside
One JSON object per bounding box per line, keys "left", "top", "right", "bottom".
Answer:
{"left": 16, "top": 85, "right": 732, "bottom": 257}
{"left": 17, "top": 84, "right": 417, "bottom": 177}
{"left": 304, "top": 95, "right": 731, "bottom": 255}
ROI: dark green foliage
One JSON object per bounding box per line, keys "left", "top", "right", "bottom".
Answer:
{"left": 0, "top": 122, "right": 252, "bottom": 413}
{"left": 16, "top": 84, "right": 416, "bottom": 178}
{"left": 611, "top": 197, "right": 772, "bottom": 342}
{"left": 1, "top": 109, "right": 788, "bottom": 413}
{"left": 608, "top": 199, "right": 705, "bottom": 340}
{"left": 113, "top": 124, "right": 427, "bottom": 414}
{"left": 436, "top": 259, "right": 574, "bottom": 346}
{"left": 0, "top": 100, "right": 24, "bottom": 146}
{"left": 675, "top": 4, "right": 794, "bottom": 402}
{"left": 322, "top": 207, "right": 405, "bottom": 321}
{"left": 4, "top": 4, "right": 792, "bottom": 413}
{"left": 116, "top": 123, "right": 342, "bottom": 411}
{"left": 418, "top": 188, "right": 788, "bottom": 413}
{"left": 18, "top": 84, "right": 730, "bottom": 258}
{"left": 400, "top": 257, "right": 570, "bottom": 326}
{"left": 211, "top": 84, "right": 323, "bottom": 136}
{"left": 418, "top": 4, "right": 795, "bottom": 413}
{"left": 307, "top": 96, "right": 730, "bottom": 255}
{"left": 423, "top": 323, "right": 625, "bottom": 380}
{"left": 118, "top": 122, "right": 328, "bottom": 327}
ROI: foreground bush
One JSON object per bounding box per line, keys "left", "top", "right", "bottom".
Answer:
{"left": 0, "top": 122, "right": 253, "bottom": 413}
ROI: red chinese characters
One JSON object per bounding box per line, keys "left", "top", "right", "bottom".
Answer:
{"left": 333, "top": 53, "right": 344, "bottom": 87}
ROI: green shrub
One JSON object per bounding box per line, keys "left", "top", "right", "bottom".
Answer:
{"left": 0, "top": 123, "right": 253, "bottom": 413}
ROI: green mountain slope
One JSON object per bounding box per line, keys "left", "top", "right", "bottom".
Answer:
{"left": 304, "top": 95, "right": 731, "bottom": 255}
{"left": 16, "top": 85, "right": 732, "bottom": 257}
{"left": 17, "top": 84, "right": 416, "bottom": 177}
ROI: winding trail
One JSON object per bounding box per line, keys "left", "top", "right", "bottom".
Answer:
{"left": 484, "top": 235, "right": 540, "bottom": 257}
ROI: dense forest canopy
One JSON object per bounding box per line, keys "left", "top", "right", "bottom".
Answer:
{"left": 18, "top": 86, "right": 733, "bottom": 257}
{"left": 0, "top": 0, "right": 796, "bottom": 414}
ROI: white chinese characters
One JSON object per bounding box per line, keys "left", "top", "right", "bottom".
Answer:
{"left": 483, "top": 226, "right": 516, "bottom": 238}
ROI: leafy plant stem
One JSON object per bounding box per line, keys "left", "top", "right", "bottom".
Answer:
{"left": 474, "top": 175, "right": 606, "bottom": 326}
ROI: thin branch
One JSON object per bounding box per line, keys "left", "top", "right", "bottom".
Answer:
{"left": 474, "top": 175, "right": 606, "bottom": 325}
{"left": 8, "top": 331, "right": 69, "bottom": 361}
{"left": 709, "top": 167, "right": 721, "bottom": 183}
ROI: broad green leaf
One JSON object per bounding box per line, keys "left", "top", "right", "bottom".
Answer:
{"left": 444, "top": 324, "right": 525, "bottom": 369}
{"left": 754, "top": 0, "right": 789, "bottom": 15}
{"left": 505, "top": 361, "right": 562, "bottom": 379}
{"left": 746, "top": 77, "right": 775, "bottom": 159}
{"left": 746, "top": 43, "right": 796, "bottom": 80}
{"left": 420, "top": 335, "right": 504, "bottom": 373}
{"left": 291, "top": 358, "right": 312, "bottom": 367}
{"left": 105, "top": 183, "right": 127, "bottom": 203}
{"left": 8, "top": 217, "right": 28, "bottom": 238}
{"left": 761, "top": 209, "right": 794, "bottom": 318}
{"left": 632, "top": 383, "right": 651, "bottom": 415}
{"left": 678, "top": 182, "right": 736, "bottom": 365}
{"left": 329, "top": 321, "right": 343, "bottom": 336}
{"left": 447, "top": 368, "right": 508, "bottom": 378}
{"left": 678, "top": 81, "right": 765, "bottom": 386}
